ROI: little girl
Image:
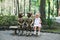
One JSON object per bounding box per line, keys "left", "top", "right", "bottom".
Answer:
{"left": 34, "top": 12, "right": 42, "bottom": 35}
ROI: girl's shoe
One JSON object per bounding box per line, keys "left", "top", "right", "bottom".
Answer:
{"left": 34, "top": 31, "right": 36, "bottom": 35}
{"left": 38, "top": 32, "right": 40, "bottom": 35}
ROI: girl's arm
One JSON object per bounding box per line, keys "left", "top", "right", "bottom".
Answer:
{"left": 40, "top": 18, "right": 42, "bottom": 24}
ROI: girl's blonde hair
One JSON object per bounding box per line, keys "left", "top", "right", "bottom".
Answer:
{"left": 35, "top": 12, "right": 41, "bottom": 17}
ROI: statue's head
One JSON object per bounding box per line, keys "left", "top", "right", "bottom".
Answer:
{"left": 27, "top": 12, "right": 32, "bottom": 18}
{"left": 18, "top": 12, "right": 23, "bottom": 18}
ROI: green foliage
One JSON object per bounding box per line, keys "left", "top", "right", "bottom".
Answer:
{"left": 0, "top": 15, "right": 18, "bottom": 26}
{"left": 0, "top": 0, "right": 4, "bottom": 2}
{"left": 31, "top": 0, "right": 40, "bottom": 12}
{"left": 46, "top": 18, "right": 53, "bottom": 27}
{"left": 46, "top": 17, "right": 55, "bottom": 29}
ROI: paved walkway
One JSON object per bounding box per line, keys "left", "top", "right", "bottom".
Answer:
{"left": 0, "top": 30, "right": 60, "bottom": 40}
{"left": 55, "top": 16, "right": 60, "bottom": 23}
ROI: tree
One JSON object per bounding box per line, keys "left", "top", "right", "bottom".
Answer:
{"left": 56, "top": 0, "right": 59, "bottom": 16}
{"left": 16, "top": 0, "right": 19, "bottom": 15}
{"left": 29, "top": 0, "right": 31, "bottom": 11}
{"left": 23, "top": 0, "right": 26, "bottom": 16}
{"left": 14, "top": 0, "right": 17, "bottom": 15}
{"left": 48, "top": 0, "right": 50, "bottom": 18}
{"left": 39, "top": 0, "right": 46, "bottom": 24}
{"left": 0, "top": 0, "right": 4, "bottom": 2}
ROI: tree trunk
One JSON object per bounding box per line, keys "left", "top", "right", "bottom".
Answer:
{"left": 56, "top": 0, "right": 59, "bottom": 16}
{"left": 29, "top": 0, "right": 31, "bottom": 11}
{"left": 14, "top": 0, "right": 17, "bottom": 15}
{"left": 17, "top": 0, "right": 19, "bottom": 16}
{"left": 24, "top": 0, "right": 25, "bottom": 16}
{"left": 39, "top": 0, "right": 46, "bottom": 24}
{"left": 48, "top": 0, "right": 50, "bottom": 18}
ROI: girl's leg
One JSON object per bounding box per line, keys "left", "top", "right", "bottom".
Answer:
{"left": 38, "top": 27, "right": 41, "bottom": 32}
{"left": 38, "top": 27, "right": 41, "bottom": 35}
{"left": 34, "top": 27, "right": 36, "bottom": 34}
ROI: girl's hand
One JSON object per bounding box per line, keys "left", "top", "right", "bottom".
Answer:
{"left": 39, "top": 22, "right": 41, "bottom": 24}
{"left": 39, "top": 21, "right": 42, "bottom": 24}
{"left": 40, "top": 19, "right": 42, "bottom": 24}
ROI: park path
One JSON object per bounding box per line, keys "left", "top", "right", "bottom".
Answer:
{"left": 55, "top": 16, "right": 60, "bottom": 23}
{"left": 0, "top": 30, "right": 60, "bottom": 40}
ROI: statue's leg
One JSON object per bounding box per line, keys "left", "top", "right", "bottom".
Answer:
{"left": 20, "top": 25, "right": 23, "bottom": 35}
{"left": 18, "top": 25, "right": 21, "bottom": 35}
{"left": 22, "top": 26, "right": 24, "bottom": 34}
{"left": 26, "top": 27, "right": 28, "bottom": 34}
{"left": 14, "top": 29, "right": 17, "bottom": 34}
{"left": 29, "top": 26, "right": 32, "bottom": 35}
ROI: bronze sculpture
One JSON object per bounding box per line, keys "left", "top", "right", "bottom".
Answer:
{"left": 26, "top": 12, "right": 33, "bottom": 35}
{"left": 18, "top": 12, "right": 24, "bottom": 35}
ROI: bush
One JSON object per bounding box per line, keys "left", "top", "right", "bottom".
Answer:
{"left": 46, "top": 17, "right": 56, "bottom": 29}
{"left": 0, "top": 15, "right": 18, "bottom": 26}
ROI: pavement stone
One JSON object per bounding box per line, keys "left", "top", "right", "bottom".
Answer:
{"left": 0, "top": 30, "right": 60, "bottom": 40}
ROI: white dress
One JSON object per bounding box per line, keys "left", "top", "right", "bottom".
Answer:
{"left": 34, "top": 18, "right": 42, "bottom": 27}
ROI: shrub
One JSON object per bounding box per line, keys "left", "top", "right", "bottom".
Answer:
{"left": 0, "top": 15, "right": 18, "bottom": 26}
{"left": 46, "top": 17, "right": 56, "bottom": 29}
